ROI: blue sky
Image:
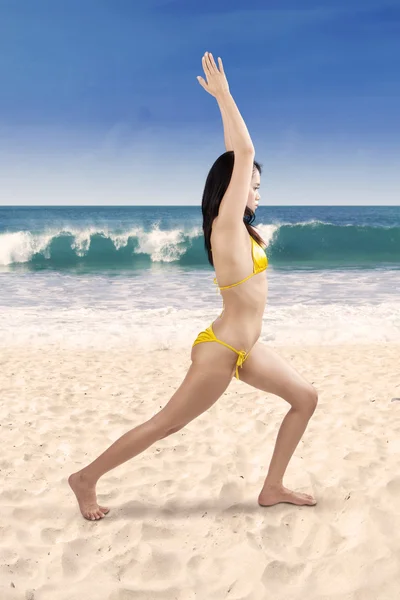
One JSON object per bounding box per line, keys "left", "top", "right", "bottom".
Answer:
{"left": 0, "top": 0, "right": 399, "bottom": 205}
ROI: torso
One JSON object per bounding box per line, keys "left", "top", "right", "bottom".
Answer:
{"left": 210, "top": 217, "right": 268, "bottom": 351}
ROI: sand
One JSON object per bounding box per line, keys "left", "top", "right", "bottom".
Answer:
{"left": 1, "top": 343, "right": 399, "bottom": 600}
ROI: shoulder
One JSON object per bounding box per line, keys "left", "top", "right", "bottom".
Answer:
{"left": 211, "top": 217, "right": 249, "bottom": 253}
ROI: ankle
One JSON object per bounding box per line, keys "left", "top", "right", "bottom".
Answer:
{"left": 263, "top": 478, "right": 283, "bottom": 490}
{"left": 76, "top": 469, "right": 98, "bottom": 487}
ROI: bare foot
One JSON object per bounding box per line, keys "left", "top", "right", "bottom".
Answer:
{"left": 68, "top": 472, "right": 110, "bottom": 520}
{"left": 258, "top": 484, "right": 316, "bottom": 507}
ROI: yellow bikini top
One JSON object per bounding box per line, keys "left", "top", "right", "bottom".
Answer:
{"left": 213, "top": 235, "right": 268, "bottom": 291}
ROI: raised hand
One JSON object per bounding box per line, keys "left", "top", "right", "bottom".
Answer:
{"left": 197, "top": 52, "right": 230, "bottom": 98}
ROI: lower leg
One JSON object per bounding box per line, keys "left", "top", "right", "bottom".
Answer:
{"left": 265, "top": 407, "right": 311, "bottom": 486}
{"left": 80, "top": 417, "right": 163, "bottom": 484}
{"left": 69, "top": 416, "right": 167, "bottom": 520}
{"left": 259, "top": 406, "right": 316, "bottom": 506}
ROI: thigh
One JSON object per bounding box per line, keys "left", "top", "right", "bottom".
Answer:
{"left": 154, "top": 361, "right": 233, "bottom": 431}
{"left": 240, "top": 341, "right": 315, "bottom": 405}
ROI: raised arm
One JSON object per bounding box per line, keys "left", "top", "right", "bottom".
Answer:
{"left": 215, "top": 90, "right": 254, "bottom": 155}
{"left": 197, "top": 52, "right": 254, "bottom": 154}
{"left": 220, "top": 103, "right": 233, "bottom": 151}
{"left": 197, "top": 55, "right": 233, "bottom": 152}
{"left": 197, "top": 52, "right": 255, "bottom": 223}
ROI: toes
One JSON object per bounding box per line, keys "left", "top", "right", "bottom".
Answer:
{"left": 99, "top": 506, "right": 110, "bottom": 514}
{"left": 304, "top": 495, "right": 316, "bottom": 505}
{"left": 83, "top": 508, "right": 107, "bottom": 520}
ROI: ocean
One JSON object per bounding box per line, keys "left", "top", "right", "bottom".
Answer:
{"left": 1, "top": 205, "right": 399, "bottom": 349}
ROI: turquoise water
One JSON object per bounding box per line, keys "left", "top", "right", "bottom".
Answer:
{"left": 1, "top": 205, "right": 399, "bottom": 348}
{"left": 1, "top": 205, "right": 400, "bottom": 271}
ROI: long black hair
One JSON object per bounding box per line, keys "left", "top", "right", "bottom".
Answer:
{"left": 201, "top": 150, "right": 265, "bottom": 267}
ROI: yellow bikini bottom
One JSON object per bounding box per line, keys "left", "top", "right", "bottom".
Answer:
{"left": 192, "top": 322, "right": 249, "bottom": 380}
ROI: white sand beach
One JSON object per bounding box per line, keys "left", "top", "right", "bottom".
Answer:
{"left": 1, "top": 342, "right": 399, "bottom": 599}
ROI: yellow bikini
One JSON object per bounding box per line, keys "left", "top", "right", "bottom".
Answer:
{"left": 192, "top": 235, "right": 268, "bottom": 379}
{"left": 213, "top": 235, "right": 268, "bottom": 291}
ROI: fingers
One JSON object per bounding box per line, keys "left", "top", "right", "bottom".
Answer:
{"left": 197, "top": 75, "right": 207, "bottom": 90}
{"left": 203, "top": 51, "right": 219, "bottom": 75}
{"left": 209, "top": 53, "right": 218, "bottom": 71}
{"left": 205, "top": 52, "right": 214, "bottom": 72}
{"left": 198, "top": 52, "right": 226, "bottom": 97}
{"left": 202, "top": 55, "right": 212, "bottom": 78}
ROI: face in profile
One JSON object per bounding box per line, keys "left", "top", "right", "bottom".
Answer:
{"left": 247, "top": 168, "right": 261, "bottom": 213}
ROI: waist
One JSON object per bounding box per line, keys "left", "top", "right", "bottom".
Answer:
{"left": 220, "top": 279, "right": 268, "bottom": 314}
{"left": 213, "top": 311, "right": 263, "bottom": 350}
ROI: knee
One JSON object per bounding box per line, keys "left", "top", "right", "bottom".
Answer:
{"left": 296, "top": 385, "right": 318, "bottom": 418}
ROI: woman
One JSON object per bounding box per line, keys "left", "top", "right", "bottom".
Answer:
{"left": 69, "top": 52, "right": 318, "bottom": 520}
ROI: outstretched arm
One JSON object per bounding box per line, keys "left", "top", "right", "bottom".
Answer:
{"left": 220, "top": 103, "right": 233, "bottom": 151}
{"left": 197, "top": 52, "right": 255, "bottom": 224}
{"left": 197, "top": 52, "right": 254, "bottom": 155}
